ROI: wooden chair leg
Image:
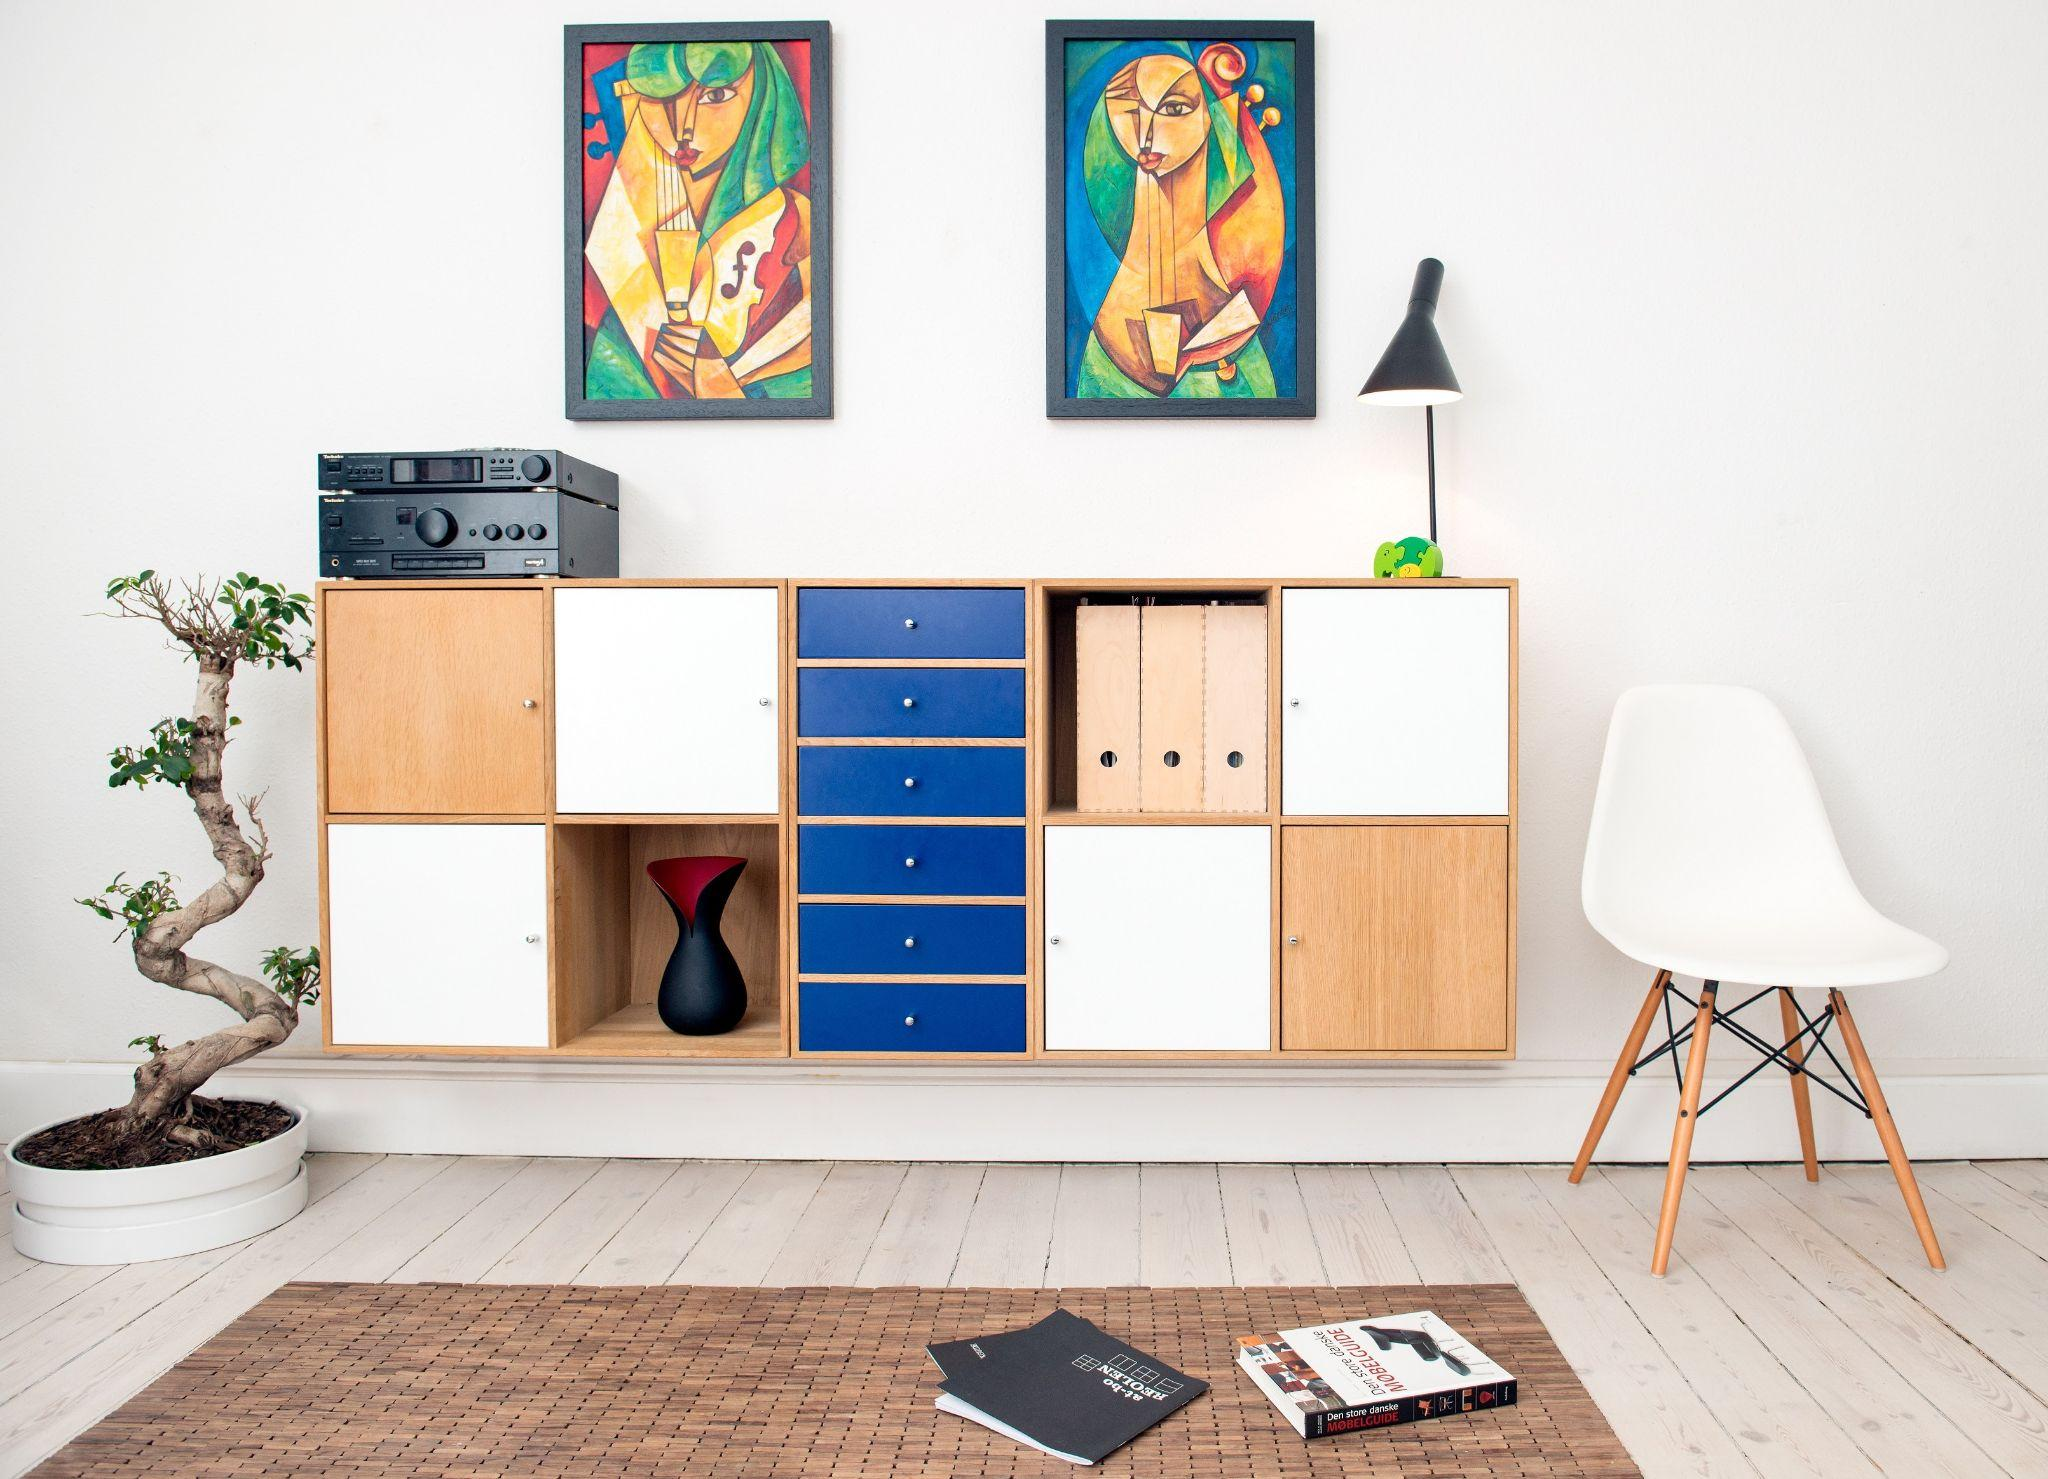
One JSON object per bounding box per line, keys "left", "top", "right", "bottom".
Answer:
{"left": 1829, "top": 989, "right": 1946, "bottom": 1271}
{"left": 1779, "top": 989, "right": 1820, "bottom": 1182}
{"left": 1570, "top": 969, "right": 1671, "bottom": 1184}
{"left": 1651, "top": 981, "right": 1717, "bottom": 1277}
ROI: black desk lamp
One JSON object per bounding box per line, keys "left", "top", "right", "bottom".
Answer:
{"left": 1359, "top": 258, "right": 1462, "bottom": 544}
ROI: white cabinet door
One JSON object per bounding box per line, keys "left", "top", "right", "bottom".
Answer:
{"left": 1282, "top": 587, "right": 1510, "bottom": 815}
{"left": 327, "top": 824, "right": 549, "bottom": 1048}
{"left": 555, "top": 587, "right": 780, "bottom": 814}
{"left": 1044, "top": 826, "right": 1270, "bottom": 1051}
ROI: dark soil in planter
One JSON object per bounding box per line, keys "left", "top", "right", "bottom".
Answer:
{"left": 11, "top": 1096, "right": 297, "bottom": 1171}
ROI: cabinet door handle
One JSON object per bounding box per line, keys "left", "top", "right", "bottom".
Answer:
{"left": 901, "top": 696, "right": 917, "bottom": 709}
{"left": 904, "top": 1015, "right": 917, "bottom": 1027}
{"left": 903, "top": 937, "right": 918, "bottom": 949}
{"left": 758, "top": 697, "right": 772, "bottom": 707}
{"left": 1287, "top": 935, "right": 1300, "bottom": 946}
{"left": 1287, "top": 698, "right": 1300, "bottom": 708}
{"left": 903, "top": 856, "right": 918, "bottom": 869}
{"left": 525, "top": 933, "right": 541, "bottom": 944}
{"left": 521, "top": 698, "right": 537, "bottom": 710}
{"left": 1048, "top": 935, "right": 1061, "bottom": 945}
{"left": 903, "top": 617, "right": 918, "bottom": 630}
{"left": 903, "top": 776, "right": 918, "bottom": 788}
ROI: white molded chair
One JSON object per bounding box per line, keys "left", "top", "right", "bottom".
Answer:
{"left": 1571, "top": 685, "right": 1948, "bottom": 1276}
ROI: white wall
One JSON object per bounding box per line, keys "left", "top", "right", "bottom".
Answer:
{"left": 3, "top": 0, "right": 2043, "bottom": 1158}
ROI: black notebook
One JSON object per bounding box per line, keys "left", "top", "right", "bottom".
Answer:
{"left": 927, "top": 1310, "right": 1207, "bottom": 1465}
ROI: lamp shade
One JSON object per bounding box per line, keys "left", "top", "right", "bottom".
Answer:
{"left": 1358, "top": 258, "right": 1462, "bottom": 406}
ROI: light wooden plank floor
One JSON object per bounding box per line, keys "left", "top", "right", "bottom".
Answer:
{"left": 3, "top": 1159, "right": 2044, "bottom": 1477}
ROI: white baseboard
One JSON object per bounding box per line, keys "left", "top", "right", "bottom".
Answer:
{"left": 4, "top": 1057, "right": 2042, "bottom": 1162}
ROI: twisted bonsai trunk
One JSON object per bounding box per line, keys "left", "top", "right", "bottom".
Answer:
{"left": 72, "top": 573, "right": 318, "bottom": 1162}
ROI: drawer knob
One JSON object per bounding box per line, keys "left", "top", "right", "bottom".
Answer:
{"left": 904, "top": 1015, "right": 917, "bottom": 1027}
{"left": 758, "top": 697, "right": 772, "bottom": 707}
{"left": 903, "top": 776, "right": 918, "bottom": 788}
{"left": 1049, "top": 935, "right": 1061, "bottom": 945}
{"left": 1288, "top": 697, "right": 1301, "bottom": 708}
{"left": 903, "top": 617, "right": 918, "bottom": 630}
{"left": 902, "top": 696, "right": 917, "bottom": 709}
{"left": 1287, "top": 935, "right": 1300, "bottom": 946}
{"left": 903, "top": 937, "right": 918, "bottom": 949}
{"left": 903, "top": 856, "right": 918, "bottom": 869}
{"left": 525, "top": 933, "right": 540, "bottom": 944}
{"left": 521, "top": 698, "right": 537, "bottom": 710}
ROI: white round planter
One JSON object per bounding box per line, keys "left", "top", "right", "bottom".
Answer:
{"left": 6, "top": 1101, "right": 309, "bottom": 1265}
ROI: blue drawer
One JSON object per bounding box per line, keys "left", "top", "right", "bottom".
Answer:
{"left": 799, "top": 903, "right": 1026, "bottom": 975}
{"left": 799, "top": 745, "right": 1025, "bottom": 817}
{"left": 799, "top": 824, "right": 1027, "bottom": 897}
{"left": 799, "top": 982, "right": 1026, "bottom": 1054}
{"left": 798, "top": 587, "right": 1026, "bottom": 659}
{"left": 799, "top": 667, "right": 1025, "bottom": 739}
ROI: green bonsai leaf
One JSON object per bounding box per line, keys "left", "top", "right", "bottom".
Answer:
{"left": 261, "top": 944, "right": 322, "bottom": 1007}
{"left": 76, "top": 871, "right": 181, "bottom": 940}
{"left": 216, "top": 572, "right": 315, "bottom": 671}
{"left": 128, "top": 1034, "right": 167, "bottom": 1056}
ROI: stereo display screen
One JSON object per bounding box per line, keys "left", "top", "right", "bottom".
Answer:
{"left": 390, "top": 457, "right": 480, "bottom": 484}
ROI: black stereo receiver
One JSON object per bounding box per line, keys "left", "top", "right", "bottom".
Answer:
{"left": 320, "top": 489, "right": 619, "bottom": 579}
{"left": 317, "top": 448, "right": 618, "bottom": 505}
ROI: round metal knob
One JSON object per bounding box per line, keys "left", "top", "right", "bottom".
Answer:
{"left": 903, "top": 937, "right": 917, "bottom": 949}
{"left": 903, "top": 776, "right": 918, "bottom": 788}
{"left": 902, "top": 696, "right": 916, "bottom": 709}
{"left": 521, "top": 699, "right": 537, "bottom": 710}
{"left": 1287, "top": 935, "right": 1300, "bottom": 945}
{"left": 903, "top": 618, "right": 918, "bottom": 629}
{"left": 1288, "top": 698, "right": 1301, "bottom": 708}
{"left": 904, "top": 1015, "right": 917, "bottom": 1027}
{"left": 524, "top": 933, "right": 540, "bottom": 944}
{"left": 1049, "top": 936, "right": 1061, "bottom": 945}
{"left": 758, "top": 697, "right": 771, "bottom": 707}
{"left": 904, "top": 857, "right": 918, "bottom": 868}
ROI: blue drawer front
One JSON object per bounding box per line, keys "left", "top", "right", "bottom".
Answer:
{"left": 798, "top": 587, "right": 1026, "bottom": 659}
{"left": 799, "top": 983, "right": 1026, "bottom": 1054}
{"left": 799, "top": 667, "right": 1025, "bottom": 738}
{"left": 799, "top": 745, "right": 1025, "bottom": 817}
{"left": 799, "top": 903, "right": 1027, "bottom": 975}
{"left": 799, "top": 825, "right": 1027, "bottom": 897}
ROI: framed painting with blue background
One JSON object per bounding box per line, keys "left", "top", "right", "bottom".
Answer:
{"left": 565, "top": 22, "right": 831, "bottom": 420}
{"left": 1046, "top": 20, "right": 1315, "bottom": 418}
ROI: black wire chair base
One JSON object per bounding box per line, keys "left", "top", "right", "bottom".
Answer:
{"left": 1630, "top": 979, "right": 1871, "bottom": 1121}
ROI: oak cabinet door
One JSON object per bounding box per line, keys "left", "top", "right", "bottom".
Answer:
{"left": 323, "top": 588, "right": 547, "bottom": 815}
{"left": 554, "top": 587, "right": 781, "bottom": 814}
{"left": 1043, "top": 825, "right": 1270, "bottom": 1051}
{"left": 1282, "top": 587, "right": 1509, "bottom": 815}
{"left": 326, "top": 824, "right": 549, "bottom": 1048}
{"left": 1280, "top": 826, "right": 1509, "bottom": 1052}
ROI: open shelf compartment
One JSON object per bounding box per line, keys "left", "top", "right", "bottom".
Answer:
{"left": 1041, "top": 582, "right": 1273, "bottom": 817}
{"left": 550, "top": 821, "right": 785, "bottom": 1056}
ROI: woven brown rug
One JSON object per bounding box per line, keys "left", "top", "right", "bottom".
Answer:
{"left": 35, "top": 1282, "right": 1635, "bottom": 1476}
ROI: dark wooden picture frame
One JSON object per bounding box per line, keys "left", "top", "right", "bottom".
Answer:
{"left": 1046, "top": 19, "right": 1315, "bottom": 418}
{"left": 565, "top": 21, "right": 832, "bottom": 420}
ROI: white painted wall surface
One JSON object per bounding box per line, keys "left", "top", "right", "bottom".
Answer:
{"left": 2, "top": 1, "right": 2043, "bottom": 1155}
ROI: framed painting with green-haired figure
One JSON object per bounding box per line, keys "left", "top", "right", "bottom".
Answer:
{"left": 566, "top": 22, "right": 831, "bottom": 419}
{"left": 1046, "top": 19, "right": 1314, "bottom": 417}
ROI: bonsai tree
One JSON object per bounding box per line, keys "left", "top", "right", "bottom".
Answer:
{"left": 62, "top": 572, "right": 321, "bottom": 1166}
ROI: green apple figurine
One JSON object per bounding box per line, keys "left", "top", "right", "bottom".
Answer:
{"left": 1374, "top": 536, "right": 1443, "bottom": 578}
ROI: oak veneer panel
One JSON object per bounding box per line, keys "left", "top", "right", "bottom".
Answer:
{"left": 1073, "top": 604, "right": 1140, "bottom": 810}
{"left": 1202, "top": 603, "right": 1266, "bottom": 813}
{"left": 1281, "top": 825, "right": 1508, "bottom": 1052}
{"left": 324, "top": 588, "right": 546, "bottom": 815}
{"left": 1138, "top": 604, "right": 1204, "bottom": 811}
